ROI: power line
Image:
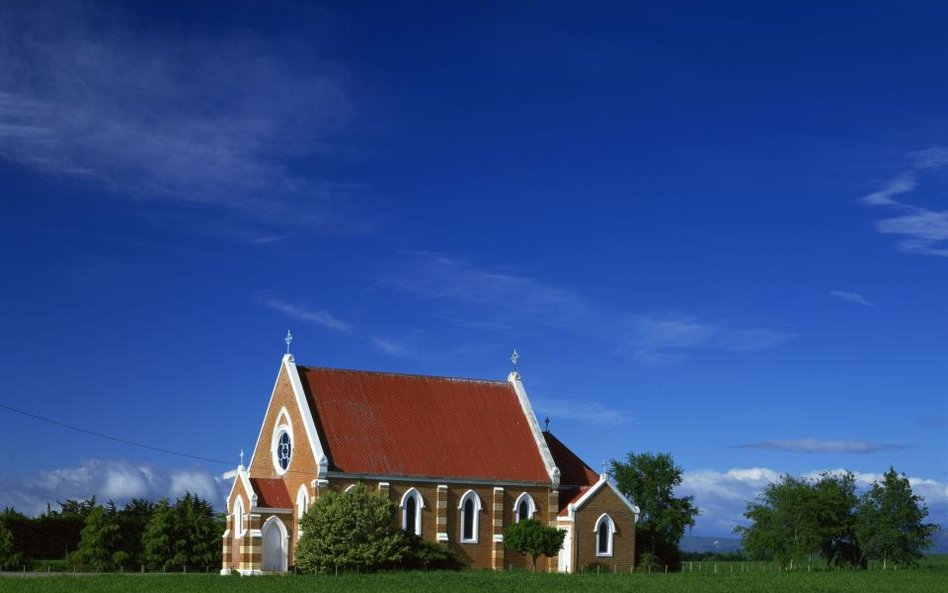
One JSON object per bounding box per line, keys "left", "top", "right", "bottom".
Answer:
{"left": 0, "top": 402, "right": 232, "bottom": 467}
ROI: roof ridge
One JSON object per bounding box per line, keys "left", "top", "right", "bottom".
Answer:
{"left": 297, "top": 364, "right": 510, "bottom": 385}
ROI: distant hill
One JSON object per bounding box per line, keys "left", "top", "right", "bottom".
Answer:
{"left": 680, "top": 535, "right": 742, "bottom": 553}
{"left": 681, "top": 527, "right": 947, "bottom": 555}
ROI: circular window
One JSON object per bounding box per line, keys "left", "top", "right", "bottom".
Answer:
{"left": 276, "top": 430, "right": 292, "bottom": 471}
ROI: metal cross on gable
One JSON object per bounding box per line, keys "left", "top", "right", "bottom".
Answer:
{"left": 510, "top": 349, "right": 520, "bottom": 372}
{"left": 285, "top": 330, "right": 293, "bottom": 354}
{"left": 239, "top": 449, "right": 244, "bottom": 467}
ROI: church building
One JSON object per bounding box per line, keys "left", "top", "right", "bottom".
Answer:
{"left": 222, "top": 353, "right": 639, "bottom": 574}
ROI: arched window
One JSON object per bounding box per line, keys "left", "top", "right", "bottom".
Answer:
{"left": 400, "top": 488, "right": 425, "bottom": 536}
{"left": 458, "top": 490, "right": 482, "bottom": 544}
{"left": 270, "top": 409, "right": 294, "bottom": 476}
{"left": 595, "top": 513, "right": 614, "bottom": 557}
{"left": 514, "top": 492, "right": 536, "bottom": 523}
{"left": 296, "top": 485, "right": 309, "bottom": 537}
{"left": 233, "top": 496, "right": 245, "bottom": 538}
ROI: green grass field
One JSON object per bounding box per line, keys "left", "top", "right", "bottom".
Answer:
{"left": 1, "top": 565, "right": 946, "bottom": 593}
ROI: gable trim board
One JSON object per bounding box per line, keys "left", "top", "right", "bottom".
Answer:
{"left": 563, "top": 475, "right": 641, "bottom": 521}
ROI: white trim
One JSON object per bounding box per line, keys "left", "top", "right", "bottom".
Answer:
{"left": 565, "top": 475, "right": 640, "bottom": 521}
{"left": 284, "top": 355, "right": 330, "bottom": 476}
{"left": 513, "top": 492, "right": 536, "bottom": 522}
{"left": 270, "top": 408, "right": 294, "bottom": 476}
{"left": 594, "top": 513, "right": 615, "bottom": 558}
{"left": 399, "top": 487, "right": 425, "bottom": 536}
{"left": 248, "top": 355, "right": 329, "bottom": 478}
{"left": 252, "top": 507, "right": 293, "bottom": 514}
{"left": 344, "top": 484, "right": 356, "bottom": 493}
{"left": 324, "top": 471, "right": 548, "bottom": 488}
{"left": 261, "top": 515, "right": 289, "bottom": 572}
{"left": 493, "top": 534, "right": 504, "bottom": 543}
{"left": 233, "top": 496, "right": 246, "bottom": 538}
{"left": 436, "top": 532, "right": 449, "bottom": 542}
{"left": 458, "top": 489, "right": 482, "bottom": 544}
{"left": 247, "top": 357, "right": 293, "bottom": 471}
{"left": 507, "top": 372, "right": 561, "bottom": 487}
{"left": 296, "top": 484, "right": 309, "bottom": 538}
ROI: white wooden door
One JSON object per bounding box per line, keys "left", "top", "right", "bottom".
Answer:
{"left": 557, "top": 526, "right": 572, "bottom": 573}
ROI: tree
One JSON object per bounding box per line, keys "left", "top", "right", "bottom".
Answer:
{"left": 68, "top": 505, "right": 126, "bottom": 571}
{"left": 855, "top": 467, "right": 937, "bottom": 568}
{"left": 295, "top": 483, "right": 410, "bottom": 574}
{"left": 610, "top": 451, "right": 698, "bottom": 565}
{"left": 503, "top": 519, "right": 565, "bottom": 570}
{"left": 737, "top": 475, "right": 822, "bottom": 569}
{"left": 812, "top": 472, "right": 861, "bottom": 567}
{"left": 142, "top": 499, "right": 175, "bottom": 569}
{"left": 141, "top": 493, "right": 223, "bottom": 570}
{"left": 0, "top": 520, "right": 22, "bottom": 570}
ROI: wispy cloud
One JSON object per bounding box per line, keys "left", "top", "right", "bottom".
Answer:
{"left": 0, "top": 459, "right": 228, "bottom": 516}
{"left": 625, "top": 314, "right": 795, "bottom": 363}
{"left": 829, "top": 290, "right": 874, "bottom": 307}
{"left": 861, "top": 147, "right": 948, "bottom": 257}
{"left": 260, "top": 296, "right": 353, "bottom": 334}
{"left": 679, "top": 467, "right": 947, "bottom": 536}
{"left": 0, "top": 3, "right": 368, "bottom": 230}
{"left": 733, "top": 438, "right": 916, "bottom": 454}
{"left": 381, "top": 251, "right": 589, "bottom": 330}
{"left": 534, "top": 396, "right": 634, "bottom": 425}
{"left": 259, "top": 293, "right": 417, "bottom": 357}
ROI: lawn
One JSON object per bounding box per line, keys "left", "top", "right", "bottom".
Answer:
{"left": 1, "top": 567, "right": 945, "bottom": 593}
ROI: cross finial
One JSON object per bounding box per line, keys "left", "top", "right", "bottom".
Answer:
{"left": 544, "top": 416, "right": 550, "bottom": 432}
{"left": 510, "top": 349, "right": 519, "bottom": 372}
{"left": 284, "top": 330, "right": 293, "bottom": 354}
{"left": 601, "top": 459, "right": 608, "bottom": 474}
{"left": 239, "top": 449, "right": 245, "bottom": 467}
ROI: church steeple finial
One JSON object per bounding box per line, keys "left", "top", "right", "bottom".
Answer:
{"left": 510, "top": 349, "right": 519, "bottom": 375}
{"left": 285, "top": 330, "right": 293, "bottom": 355}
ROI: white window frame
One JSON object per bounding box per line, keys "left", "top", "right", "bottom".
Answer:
{"left": 296, "top": 485, "right": 309, "bottom": 537}
{"left": 513, "top": 492, "right": 536, "bottom": 523}
{"left": 270, "top": 409, "right": 294, "bottom": 476}
{"left": 594, "top": 513, "right": 615, "bottom": 557}
{"left": 233, "top": 496, "right": 245, "bottom": 538}
{"left": 458, "top": 490, "right": 482, "bottom": 544}
{"left": 400, "top": 487, "right": 425, "bottom": 536}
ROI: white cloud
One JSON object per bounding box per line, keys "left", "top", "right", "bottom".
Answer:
{"left": 0, "top": 459, "right": 230, "bottom": 516}
{"left": 861, "top": 147, "right": 948, "bottom": 257}
{"left": 381, "top": 252, "right": 589, "bottom": 330}
{"left": 861, "top": 174, "right": 917, "bottom": 206}
{"left": 0, "top": 3, "right": 365, "bottom": 229}
{"left": 829, "top": 290, "right": 874, "bottom": 307}
{"left": 733, "top": 438, "right": 916, "bottom": 454}
{"left": 260, "top": 296, "right": 353, "bottom": 334}
{"left": 679, "top": 467, "right": 947, "bottom": 536}
{"left": 626, "top": 314, "right": 795, "bottom": 363}
{"left": 370, "top": 336, "right": 413, "bottom": 357}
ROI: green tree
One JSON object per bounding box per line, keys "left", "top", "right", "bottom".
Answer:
{"left": 141, "top": 494, "right": 223, "bottom": 570}
{"left": 736, "top": 475, "right": 820, "bottom": 569}
{"left": 68, "top": 505, "right": 126, "bottom": 571}
{"left": 503, "top": 519, "right": 565, "bottom": 570}
{"left": 855, "top": 467, "right": 937, "bottom": 568}
{"left": 0, "top": 520, "right": 23, "bottom": 570}
{"left": 812, "top": 472, "right": 862, "bottom": 567}
{"left": 296, "top": 483, "right": 410, "bottom": 574}
{"left": 610, "top": 451, "right": 698, "bottom": 565}
{"left": 142, "top": 499, "right": 175, "bottom": 569}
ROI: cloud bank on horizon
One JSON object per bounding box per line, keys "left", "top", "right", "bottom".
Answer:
{"left": 2, "top": 459, "right": 943, "bottom": 538}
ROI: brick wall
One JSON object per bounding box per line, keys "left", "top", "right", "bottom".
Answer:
{"left": 572, "top": 486, "right": 636, "bottom": 573}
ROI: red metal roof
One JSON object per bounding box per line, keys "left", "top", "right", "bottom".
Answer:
{"left": 297, "top": 366, "right": 552, "bottom": 483}
{"left": 250, "top": 478, "right": 292, "bottom": 509}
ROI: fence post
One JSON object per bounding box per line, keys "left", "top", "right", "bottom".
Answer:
{"left": 664, "top": 565, "right": 667, "bottom": 574}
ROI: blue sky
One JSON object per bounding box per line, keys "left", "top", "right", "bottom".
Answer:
{"left": 1, "top": 0, "right": 946, "bottom": 537}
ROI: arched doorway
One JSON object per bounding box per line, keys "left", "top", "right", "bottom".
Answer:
{"left": 261, "top": 516, "right": 288, "bottom": 572}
